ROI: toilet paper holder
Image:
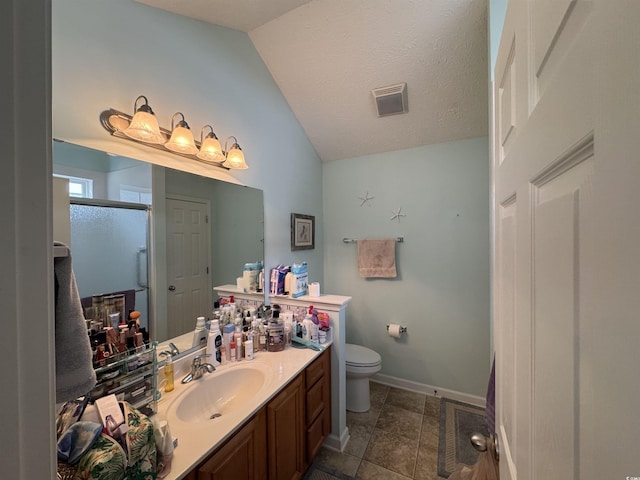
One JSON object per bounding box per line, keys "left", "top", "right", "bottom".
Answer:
{"left": 386, "top": 324, "right": 407, "bottom": 334}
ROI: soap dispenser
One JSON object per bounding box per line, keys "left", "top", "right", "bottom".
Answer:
{"left": 164, "top": 355, "right": 174, "bottom": 393}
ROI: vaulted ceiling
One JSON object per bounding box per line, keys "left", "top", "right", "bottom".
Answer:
{"left": 135, "top": 0, "right": 488, "bottom": 162}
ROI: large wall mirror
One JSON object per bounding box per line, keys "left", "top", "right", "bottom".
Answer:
{"left": 52, "top": 140, "right": 264, "bottom": 354}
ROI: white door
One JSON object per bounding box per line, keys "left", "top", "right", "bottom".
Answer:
{"left": 166, "top": 196, "right": 211, "bottom": 339}
{"left": 493, "top": 2, "right": 640, "bottom": 480}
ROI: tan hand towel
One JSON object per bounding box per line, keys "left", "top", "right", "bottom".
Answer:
{"left": 357, "top": 239, "right": 397, "bottom": 278}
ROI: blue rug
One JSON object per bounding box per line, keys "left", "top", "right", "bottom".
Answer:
{"left": 438, "top": 398, "right": 489, "bottom": 478}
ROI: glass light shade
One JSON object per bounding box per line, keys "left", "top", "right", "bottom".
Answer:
{"left": 197, "top": 136, "right": 225, "bottom": 163}
{"left": 223, "top": 145, "right": 248, "bottom": 170}
{"left": 123, "top": 110, "right": 164, "bottom": 144}
{"left": 165, "top": 125, "right": 198, "bottom": 155}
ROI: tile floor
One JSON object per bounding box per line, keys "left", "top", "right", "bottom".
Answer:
{"left": 311, "top": 381, "right": 448, "bottom": 480}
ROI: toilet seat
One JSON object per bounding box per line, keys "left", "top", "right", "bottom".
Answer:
{"left": 345, "top": 343, "right": 381, "bottom": 367}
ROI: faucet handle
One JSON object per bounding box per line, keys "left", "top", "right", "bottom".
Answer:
{"left": 193, "top": 354, "right": 211, "bottom": 367}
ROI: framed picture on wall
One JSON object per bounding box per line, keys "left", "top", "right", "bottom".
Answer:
{"left": 291, "top": 213, "right": 315, "bottom": 251}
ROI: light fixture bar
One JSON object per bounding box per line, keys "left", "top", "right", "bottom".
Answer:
{"left": 100, "top": 107, "right": 248, "bottom": 170}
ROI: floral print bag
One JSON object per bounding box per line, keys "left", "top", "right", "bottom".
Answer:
{"left": 74, "top": 402, "right": 157, "bottom": 480}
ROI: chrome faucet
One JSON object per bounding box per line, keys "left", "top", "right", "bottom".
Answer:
{"left": 160, "top": 342, "right": 180, "bottom": 358}
{"left": 181, "top": 354, "right": 216, "bottom": 384}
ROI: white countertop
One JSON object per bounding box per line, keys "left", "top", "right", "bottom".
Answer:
{"left": 157, "top": 344, "right": 328, "bottom": 480}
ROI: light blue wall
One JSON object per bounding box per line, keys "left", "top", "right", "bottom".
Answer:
{"left": 53, "top": 0, "right": 492, "bottom": 397}
{"left": 52, "top": 0, "right": 324, "bottom": 288}
{"left": 489, "top": 0, "right": 508, "bottom": 78}
{"left": 323, "top": 137, "right": 490, "bottom": 396}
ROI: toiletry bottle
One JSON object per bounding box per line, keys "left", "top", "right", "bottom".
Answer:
{"left": 284, "top": 318, "right": 292, "bottom": 347}
{"left": 244, "top": 334, "right": 254, "bottom": 360}
{"left": 223, "top": 323, "right": 235, "bottom": 361}
{"left": 192, "top": 316, "right": 208, "bottom": 348}
{"left": 302, "top": 307, "right": 314, "bottom": 341}
{"left": 164, "top": 355, "right": 174, "bottom": 393}
{"left": 310, "top": 308, "right": 320, "bottom": 343}
{"left": 251, "top": 319, "right": 260, "bottom": 353}
{"left": 257, "top": 268, "right": 264, "bottom": 293}
{"left": 212, "top": 301, "right": 221, "bottom": 322}
{"left": 207, "top": 319, "right": 222, "bottom": 367}
{"left": 230, "top": 340, "right": 237, "bottom": 362}
{"left": 234, "top": 324, "right": 244, "bottom": 361}
{"left": 228, "top": 296, "right": 236, "bottom": 319}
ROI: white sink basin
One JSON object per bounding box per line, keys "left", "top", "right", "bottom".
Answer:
{"left": 167, "top": 362, "right": 272, "bottom": 425}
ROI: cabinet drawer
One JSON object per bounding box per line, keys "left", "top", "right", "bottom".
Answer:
{"left": 305, "top": 353, "right": 325, "bottom": 389}
{"left": 306, "top": 413, "right": 325, "bottom": 462}
{"left": 306, "top": 377, "right": 325, "bottom": 425}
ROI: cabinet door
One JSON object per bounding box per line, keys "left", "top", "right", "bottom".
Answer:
{"left": 305, "top": 348, "right": 331, "bottom": 463}
{"left": 267, "top": 374, "right": 304, "bottom": 480}
{"left": 197, "top": 408, "right": 267, "bottom": 480}
{"left": 320, "top": 348, "right": 331, "bottom": 438}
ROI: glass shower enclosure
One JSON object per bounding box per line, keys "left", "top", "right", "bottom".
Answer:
{"left": 69, "top": 199, "right": 150, "bottom": 332}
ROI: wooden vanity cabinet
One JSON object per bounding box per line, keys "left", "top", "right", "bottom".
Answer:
{"left": 267, "top": 374, "right": 305, "bottom": 480}
{"left": 187, "top": 408, "right": 267, "bottom": 480}
{"left": 304, "top": 347, "right": 331, "bottom": 463}
{"left": 185, "top": 346, "right": 331, "bottom": 480}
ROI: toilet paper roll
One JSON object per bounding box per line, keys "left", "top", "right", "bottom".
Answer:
{"left": 309, "top": 282, "right": 320, "bottom": 297}
{"left": 388, "top": 323, "right": 402, "bottom": 338}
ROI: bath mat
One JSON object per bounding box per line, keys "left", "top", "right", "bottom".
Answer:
{"left": 302, "top": 460, "right": 356, "bottom": 480}
{"left": 438, "top": 398, "right": 489, "bottom": 478}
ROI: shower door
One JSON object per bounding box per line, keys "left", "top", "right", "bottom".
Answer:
{"left": 69, "top": 200, "right": 150, "bottom": 331}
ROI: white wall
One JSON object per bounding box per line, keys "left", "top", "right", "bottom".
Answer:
{"left": 52, "top": 0, "right": 325, "bottom": 290}
{"left": 323, "top": 138, "right": 491, "bottom": 396}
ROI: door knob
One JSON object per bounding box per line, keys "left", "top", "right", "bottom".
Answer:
{"left": 168, "top": 285, "right": 176, "bottom": 291}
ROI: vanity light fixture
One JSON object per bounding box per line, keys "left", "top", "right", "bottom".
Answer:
{"left": 197, "top": 125, "right": 225, "bottom": 163}
{"left": 222, "top": 136, "right": 248, "bottom": 170}
{"left": 164, "top": 112, "right": 198, "bottom": 155}
{"left": 99, "top": 95, "right": 249, "bottom": 170}
{"left": 122, "top": 95, "right": 164, "bottom": 144}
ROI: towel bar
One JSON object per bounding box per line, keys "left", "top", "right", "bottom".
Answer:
{"left": 343, "top": 237, "right": 403, "bottom": 243}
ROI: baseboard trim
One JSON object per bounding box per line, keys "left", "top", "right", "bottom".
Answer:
{"left": 371, "top": 373, "right": 486, "bottom": 407}
{"left": 324, "top": 426, "right": 350, "bottom": 452}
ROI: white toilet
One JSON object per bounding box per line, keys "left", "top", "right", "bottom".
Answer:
{"left": 345, "top": 343, "right": 382, "bottom": 412}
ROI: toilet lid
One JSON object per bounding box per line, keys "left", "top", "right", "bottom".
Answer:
{"left": 345, "top": 343, "right": 381, "bottom": 367}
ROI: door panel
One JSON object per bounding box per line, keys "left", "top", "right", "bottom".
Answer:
{"left": 493, "top": 1, "right": 640, "bottom": 480}
{"left": 532, "top": 0, "right": 576, "bottom": 76}
{"left": 166, "top": 197, "right": 211, "bottom": 339}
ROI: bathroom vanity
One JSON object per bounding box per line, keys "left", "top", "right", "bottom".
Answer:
{"left": 159, "top": 344, "right": 331, "bottom": 480}
{"left": 214, "top": 285, "right": 351, "bottom": 452}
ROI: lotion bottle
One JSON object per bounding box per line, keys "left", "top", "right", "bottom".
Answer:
{"left": 207, "top": 319, "right": 222, "bottom": 367}
{"left": 192, "top": 316, "right": 208, "bottom": 348}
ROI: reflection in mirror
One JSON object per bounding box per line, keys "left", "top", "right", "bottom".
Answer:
{"left": 52, "top": 140, "right": 265, "bottom": 357}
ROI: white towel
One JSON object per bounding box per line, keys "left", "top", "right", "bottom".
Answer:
{"left": 357, "top": 239, "right": 397, "bottom": 278}
{"left": 54, "top": 242, "right": 96, "bottom": 403}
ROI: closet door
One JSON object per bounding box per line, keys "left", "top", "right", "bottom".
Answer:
{"left": 492, "top": 2, "right": 640, "bottom": 480}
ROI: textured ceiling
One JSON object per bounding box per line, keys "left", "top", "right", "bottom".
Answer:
{"left": 135, "top": 0, "right": 488, "bottom": 162}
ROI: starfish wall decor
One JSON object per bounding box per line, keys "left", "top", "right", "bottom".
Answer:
{"left": 391, "top": 207, "right": 406, "bottom": 222}
{"left": 358, "top": 191, "right": 375, "bottom": 207}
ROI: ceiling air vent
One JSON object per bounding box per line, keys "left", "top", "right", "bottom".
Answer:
{"left": 372, "top": 83, "right": 408, "bottom": 117}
